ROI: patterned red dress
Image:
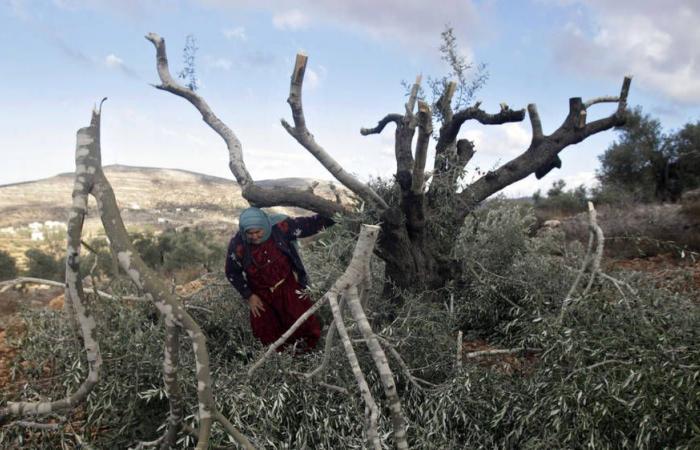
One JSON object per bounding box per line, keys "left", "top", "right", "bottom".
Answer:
{"left": 245, "top": 238, "right": 321, "bottom": 351}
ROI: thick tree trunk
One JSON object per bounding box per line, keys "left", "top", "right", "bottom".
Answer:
{"left": 378, "top": 207, "right": 455, "bottom": 299}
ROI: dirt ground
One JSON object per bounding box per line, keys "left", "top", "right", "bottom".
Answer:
{"left": 606, "top": 253, "right": 700, "bottom": 298}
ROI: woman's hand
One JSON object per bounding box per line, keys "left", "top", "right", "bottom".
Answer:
{"left": 248, "top": 294, "right": 266, "bottom": 318}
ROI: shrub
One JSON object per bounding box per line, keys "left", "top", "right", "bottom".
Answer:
{"left": 533, "top": 180, "right": 588, "bottom": 220}
{"left": 24, "top": 248, "right": 64, "bottom": 281}
{"left": 0, "top": 250, "right": 18, "bottom": 281}
{"left": 129, "top": 228, "right": 226, "bottom": 276}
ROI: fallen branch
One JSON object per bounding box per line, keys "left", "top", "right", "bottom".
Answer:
{"left": 560, "top": 201, "right": 603, "bottom": 320}
{"left": 328, "top": 291, "right": 381, "bottom": 450}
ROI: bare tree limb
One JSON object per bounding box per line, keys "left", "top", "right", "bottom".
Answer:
{"left": 159, "top": 317, "right": 183, "bottom": 449}
{"left": 584, "top": 96, "right": 619, "bottom": 108}
{"left": 145, "top": 33, "right": 342, "bottom": 217}
{"left": 375, "top": 336, "right": 437, "bottom": 390}
{"left": 464, "top": 347, "right": 541, "bottom": 359}
{"left": 360, "top": 114, "right": 403, "bottom": 136}
{"left": 436, "top": 80, "right": 457, "bottom": 123}
{"left": 560, "top": 202, "right": 604, "bottom": 321}
{"left": 282, "top": 53, "right": 389, "bottom": 211}
{"left": 561, "top": 228, "right": 594, "bottom": 318}
{"left": 59, "top": 104, "right": 255, "bottom": 450}
{"left": 456, "top": 76, "right": 632, "bottom": 220}
{"left": 429, "top": 101, "right": 526, "bottom": 198}
{"left": 405, "top": 74, "right": 422, "bottom": 115}
{"left": 439, "top": 102, "right": 526, "bottom": 155}
{"left": 411, "top": 101, "right": 433, "bottom": 194}
{"left": 527, "top": 104, "right": 543, "bottom": 143}
{"left": 456, "top": 331, "right": 463, "bottom": 370}
{"left": 564, "top": 359, "right": 633, "bottom": 381}
{"left": 581, "top": 202, "right": 604, "bottom": 297}
{"left": 0, "top": 108, "right": 104, "bottom": 426}
{"left": 346, "top": 285, "right": 409, "bottom": 450}
{"left": 327, "top": 291, "right": 381, "bottom": 450}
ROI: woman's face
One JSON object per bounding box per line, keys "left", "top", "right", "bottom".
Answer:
{"left": 245, "top": 227, "right": 265, "bottom": 244}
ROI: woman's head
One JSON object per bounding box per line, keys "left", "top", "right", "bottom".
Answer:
{"left": 239, "top": 207, "right": 271, "bottom": 244}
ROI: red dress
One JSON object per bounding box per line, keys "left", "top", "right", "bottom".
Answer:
{"left": 245, "top": 238, "right": 321, "bottom": 351}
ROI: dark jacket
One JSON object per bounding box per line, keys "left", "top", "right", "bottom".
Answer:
{"left": 225, "top": 214, "right": 334, "bottom": 300}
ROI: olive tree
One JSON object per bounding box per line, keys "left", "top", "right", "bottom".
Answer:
{"left": 144, "top": 32, "right": 631, "bottom": 295}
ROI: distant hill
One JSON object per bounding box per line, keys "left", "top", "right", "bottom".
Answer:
{"left": 0, "top": 165, "right": 349, "bottom": 259}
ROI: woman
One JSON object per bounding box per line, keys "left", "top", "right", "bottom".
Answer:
{"left": 225, "top": 207, "right": 334, "bottom": 351}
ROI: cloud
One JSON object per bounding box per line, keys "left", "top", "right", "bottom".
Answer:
{"left": 551, "top": 0, "right": 700, "bottom": 103}
{"left": 272, "top": 10, "right": 310, "bottom": 31}
{"left": 304, "top": 65, "right": 328, "bottom": 90}
{"left": 198, "top": 0, "right": 486, "bottom": 53}
{"left": 463, "top": 122, "right": 531, "bottom": 158}
{"left": 223, "top": 26, "right": 247, "bottom": 41}
{"left": 104, "top": 53, "right": 140, "bottom": 79}
{"left": 105, "top": 53, "right": 124, "bottom": 68}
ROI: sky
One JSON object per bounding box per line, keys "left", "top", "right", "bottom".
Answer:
{"left": 1, "top": 0, "right": 699, "bottom": 197}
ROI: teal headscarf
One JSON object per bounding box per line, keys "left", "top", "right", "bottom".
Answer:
{"left": 239, "top": 207, "right": 288, "bottom": 243}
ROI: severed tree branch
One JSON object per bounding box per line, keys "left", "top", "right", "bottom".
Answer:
{"left": 560, "top": 202, "right": 604, "bottom": 321}
{"left": 411, "top": 101, "right": 433, "bottom": 194}
{"left": 145, "top": 33, "right": 343, "bottom": 218}
{"left": 346, "top": 285, "right": 408, "bottom": 450}
{"left": 429, "top": 101, "right": 526, "bottom": 198}
{"left": 0, "top": 105, "right": 104, "bottom": 426}
{"left": 360, "top": 114, "right": 403, "bottom": 136}
{"left": 456, "top": 76, "right": 632, "bottom": 221}
{"left": 527, "top": 103, "right": 544, "bottom": 144}
{"left": 436, "top": 80, "right": 458, "bottom": 123}
{"left": 58, "top": 104, "right": 255, "bottom": 450}
{"left": 158, "top": 316, "right": 183, "bottom": 449}
{"left": 281, "top": 53, "right": 389, "bottom": 211}
{"left": 328, "top": 291, "right": 381, "bottom": 450}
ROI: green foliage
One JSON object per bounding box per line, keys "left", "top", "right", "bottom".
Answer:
{"left": 24, "top": 248, "right": 64, "bottom": 281}
{"left": 0, "top": 250, "right": 18, "bottom": 281}
{"left": 597, "top": 107, "right": 700, "bottom": 203}
{"left": 428, "top": 26, "right": 488, "bottom": 120}
{"left": 129, "top": 227, "right": 226, "bottom": 274}
{"left": 533, "top": 180, "right": 588, "bottom": 216}
{"left": 3, "top": 204, "right": 698, "bottom": 448}
{"left": 80, "top": 237, "right": 117, "bottom": 279}
{"left": 1, "top": 297, "right": 166, "bottom": 449}
{"left": 177, "top": 34, "right": 199, "bottom": 91}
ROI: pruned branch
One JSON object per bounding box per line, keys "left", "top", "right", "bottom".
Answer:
{"left": 560, "top": 201, "right": 604, "bottom": 321}
{"left": 345, "top": 285, "right": 408, "bottom": 449}
{"left": 429, "top": 101, "right": 526, "bottom": 196}
{"left": 405, "top": 74, "right": 422, "bottom": 115}
{"left": 45, "top": 104, "right": 255, "bottom": 450}
{"left": 0, "top": 108, "right": 104, "bottom": 426}
{"left": 360, "top": 114, "right": 403, "bottom": 136}
{"left": 411, "top": 101, "right": 433, "bottom": 193}
{"left": 328, "top": 291, "right": 381, "bottom": 450}
{"left": 282, "top": 53, "right": 389, "bottom": 211}
{"left": 440, "top": 102, "right": 526, "bottom": 153}
{"left": 456, "top": 76, "right": 632, "bottom": 219}
{"left": 436, "top": 80, "right": 457, "bottom": 123}
{"left": 527, "top": 104, "right": 543, "bottom": 143}
{"left": 145, "top": 33, "right": 343, "bottom": 217}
